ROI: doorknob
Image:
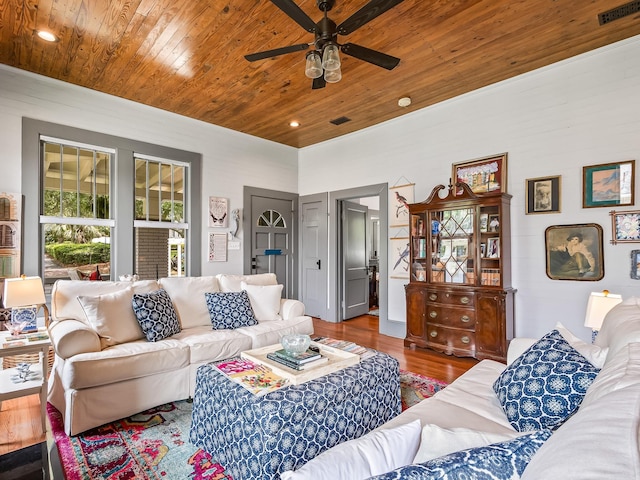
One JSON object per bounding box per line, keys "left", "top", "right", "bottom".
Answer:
{"left": 316, "top": 259, "right": 321, "bottom": 269}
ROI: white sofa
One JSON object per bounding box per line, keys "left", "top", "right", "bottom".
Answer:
{"left": 47, "top": 273, "right": 313, "bottom": 436}
{"left": 282, "top": 298, "right": 640, "bottom": 480}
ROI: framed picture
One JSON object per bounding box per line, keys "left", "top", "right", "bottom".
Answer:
{"left": 389, "top": 184, "right": 414, "bottom": 227}
{"left": 390, "top": 237, "right": 410, "bottom": 279}
{"left": 526, "top": 176, "right": 561, "bottom": 214}
{"left": 583, "top": 160, "right": 635, "bottom": 208}
{"left": 487, "top": 237, "right": 500, "bottom": 258}
{"left": 545, "top": 224, "right": 604, "bottom": 281}
{"left": 209, "top": 197, "right": 229, "bottom": 227}
{"left": 610, "top": 210, "right": 640, "bottom": 244}
{"left": 452, "top": 153, "right": 508, "bottom": 195}
{"left": 480, "top": 243, "right": 486, "bottom": 257}
{"left": 488, "top": 214, "right": 500, "bottom": 233}
{"left": 631, "top": 250, "right": 640, "bottom": 279}
{"left": 479, "top": 213, "right": 488, "bottom": 232}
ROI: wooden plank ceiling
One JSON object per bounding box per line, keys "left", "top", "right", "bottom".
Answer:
{"left": 1, "top": 1, "right": 639, "bottom": 148}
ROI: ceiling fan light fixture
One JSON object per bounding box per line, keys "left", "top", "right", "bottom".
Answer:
{"left": 322, "top": 44, "right": 341, "bottom": 71}
{"left": 305, "top": 51, "right": 323, "bottom": 79}
{"left": 324, "top": 67, "right": 342, "bottom": 83}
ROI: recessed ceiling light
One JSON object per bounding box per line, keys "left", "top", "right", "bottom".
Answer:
{"left": 36, "top": 30, "right": 59, "bottom": 42}
{"left": 289, "top": 121, "right": 300, "bottom": 127}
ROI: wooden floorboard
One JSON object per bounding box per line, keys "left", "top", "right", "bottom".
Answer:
{"left": 0, "top": 314, "right": 478, "bottom": 456}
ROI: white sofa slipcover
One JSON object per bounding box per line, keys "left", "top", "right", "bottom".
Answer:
{"left": 47, "top": 273, "right": 313, "bottom": 436}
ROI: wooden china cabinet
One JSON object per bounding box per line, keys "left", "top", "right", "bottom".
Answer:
{"left": 404, "top": 182, "right": 515, "bottom": 362}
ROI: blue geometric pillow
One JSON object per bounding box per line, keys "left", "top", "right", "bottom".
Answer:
{"left": 366, "top": 430, "right": 552, "bottom": 480}
{"left": 205, "top": 291, "right": 258, "bottom": 330}
{"left": 493, "top": 329, "right": 600, "bottom": 432}
{"left": 131, "top": 289, "right": 181, "bottom": 342}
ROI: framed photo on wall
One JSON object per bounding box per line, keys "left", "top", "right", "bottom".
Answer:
{"left": 452, "top": 153, "right": 507, "bottom": 195}
{"left": 545, "top": 223, "right": 604, "bottom": 281}
{"left": 525, "top": 176, "right": 561, "bottom": 214}
{"left": 583, "top": 160, "right": 635, "bottom": 208}
{"left": 610, "top": 210, "right": 640, "bottom": 244}
{"left": 631, "top": 250, "right": 640, "bottom": 279}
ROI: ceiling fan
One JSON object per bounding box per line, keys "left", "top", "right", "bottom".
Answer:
{"left": 245, "top": 0, "right": 406, "bottom": 89}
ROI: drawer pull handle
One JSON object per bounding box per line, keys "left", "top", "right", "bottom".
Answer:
{"left": 461, "top": 315, "right": 470, "bottom": 323}
{"left": 461, "top": 336, "right": 470, "bottom": 344}
{"left": 429, "top": 294, "right": 437, "bottom": 301}
{"left": 460, "top": 296, "right": 470, "bottom": 304}
{"left": 430, "top": 331, "right": 438, "bottom": 338}
{"left": 429, "top": 311, "right": 437, "bottom": 318}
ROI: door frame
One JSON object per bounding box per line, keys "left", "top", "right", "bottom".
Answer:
{"left": 327, "top": 183, "right": 403, "bottom": 338}
{"left": 243, "top": 186, "right": 299, "bottom": 298}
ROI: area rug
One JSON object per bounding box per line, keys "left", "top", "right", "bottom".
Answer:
{"left": 49, "top": 370, "right": 446, "bottom": 480}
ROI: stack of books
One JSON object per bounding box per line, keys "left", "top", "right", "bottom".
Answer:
{"left": 266, "top": 348, "right": 329, "bottom": 371}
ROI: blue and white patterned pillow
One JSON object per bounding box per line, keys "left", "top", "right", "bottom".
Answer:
{"left": 205, "top": 291, "right": 258, "bottom": 330}
{"left": 366, "top": 430, "right": 552, "bottom": 480}
{"left": 493, "top": 329, "right": 600, "bottom": 432}
{"left": 131, "top": 289, "right": 181, "bottom": 342}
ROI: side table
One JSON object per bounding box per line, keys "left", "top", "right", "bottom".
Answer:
{"left": 0, "top": 332, "right": 51, "bottom": 433}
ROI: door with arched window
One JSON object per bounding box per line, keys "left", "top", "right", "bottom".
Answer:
{"left": 246, "top": 189, "right": 297, "bottom": 298}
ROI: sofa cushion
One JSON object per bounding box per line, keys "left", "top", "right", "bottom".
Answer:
{"left": 493, "top": 329, "right": 599, "bottom": 432}
{"left": 241, "top": 281, "right": 283, "bottom": 321}
{"left": 205, "top": 291, "right": 258, "bottom": 330}
{"left": 280, "top": 419, "right": 422, "bottom": 480}
{"left": 235, "top": 316, "right": 314, "bottom": 349}
{"left": 595, "top": 297, "right": 640, "bottom": 362}
{"left": 172, "top": 325, "right": 253, "bottom": 363}
{"left": 77, "top": 286, "right": 144, "bottom": 348}
{"left": 521, "top": 382, "right": 640, "bottom": 480}
{"left": 413, "top": 424, "right": 522, "bottom": 464}
{"left": 217, "top": 273, "right": 277, "bottom": 292}
{"left": 555, "top": 322, "right": 608, "bottom": 368}
{"left": 158, "top": 276, "right": 219, "bottom": 329}
{"left": 366, "top": 430, "right": 552, "bottom": 480}
{"left": 132, "top": 289, "right": 181, "bottom": 342}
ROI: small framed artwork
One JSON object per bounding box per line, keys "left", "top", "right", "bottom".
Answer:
{"left": 610, "top": 210, "right": 640, "bottom": 244}
{"left": 583, "top": 160, "right": 635, "bottom": 208}
{"left": 488, "top": 215, "right": 500, "bottom": 232}
{"left": 209, "top": 197, "right": 229, "bottom": 227}
{"left": 480, "top": 243, "right": 486, "bottom": 257}
{"left": 631, "top": 250, "right": 640, "bottom": 279}
{"left": 545, "top": 223, "right": 604, "bottom": 281}
{"left": 389, "top": 183, "right": 415, "bottom": 227}
{"left": 479, "top": 213, "right": 488, "bottom": 232}
{"left": 526, "top": 176, "right": 561, "bottom": 214}
{"left": 487, "top": 238, "right": 500, "bottom": 258}
{"left": 452, "top": 153, "right": 508, "bottom": 195}
{"left": 390, "top": 237, "right": 410, "bottom": 279}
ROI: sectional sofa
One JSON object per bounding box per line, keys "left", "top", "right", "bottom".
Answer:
{"left": 47, "top": 273, "right": 313, "bottom": 435}
{"left": 281, "top": 298, "right": 640, "bottom": 480}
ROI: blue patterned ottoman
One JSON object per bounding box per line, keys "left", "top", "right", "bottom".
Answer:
{"left": 189, "top": 351, "right": 401, "bottom": 480}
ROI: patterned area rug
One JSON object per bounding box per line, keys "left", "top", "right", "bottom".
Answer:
{"left": 49, "top": 370, "right": 446, "bottom": 480}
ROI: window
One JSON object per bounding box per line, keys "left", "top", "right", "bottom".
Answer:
{"left": 258, "top": 209, "right": 286, "bottom": 228}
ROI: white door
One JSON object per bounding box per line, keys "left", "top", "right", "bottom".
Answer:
{"left": 300, "top": 193, "right": 328, "bottom": 318}
{"left": 341, "top": 200, "right": 369, "bottom": 320}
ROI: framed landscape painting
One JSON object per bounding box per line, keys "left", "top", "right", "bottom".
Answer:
{"left": 545, "top": 224, "right": 604, "bottom": 281}
{"left": 583, "top": 160, "right": 635, "bottom": 208}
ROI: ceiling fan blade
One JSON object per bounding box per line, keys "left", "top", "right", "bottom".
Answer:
{"left": 337, "top": 0, "right": 406, "bottom": 35}
{"left": 340, "top": 43, "right": 400, "bottom": 70}
{"left": 245, "top": 43, "right": 310, "bottom": 62}
{"left": 312, "top": 76, "right": 326, "bottom": 89}
{"left": 270, "top": 0, "right": 317, "bottom": 32}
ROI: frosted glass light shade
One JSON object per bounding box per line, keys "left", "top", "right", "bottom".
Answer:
{"left": 322, "top": 44, "right": 341, "bottom": 71}
{"left": 324, "top": 67, "right": 342, "bottom": 83}
{"left": 305, "top": 51, "right": 323, "bottom": 79}
{"left": 3, "top": 276, "right": 46, "bottom": 308}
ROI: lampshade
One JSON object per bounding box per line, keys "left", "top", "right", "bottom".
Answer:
{"left": 584, "top": 290, "right": 622, "bottom": 331}
{"left": 324, "top": 67, "right": 342, "bottom": 84}
{"left": 321, "top": 44, "right": 341, "bottom": 71}
{"left": 305, "top": 51, "right": 323, "bottom": 79}
{"left": 3, "top": 276, "right": 46, "bottom": 308}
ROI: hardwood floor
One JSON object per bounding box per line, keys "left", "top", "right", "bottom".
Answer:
{"left": 0, "top": 314, "right": 478, "bottom": 456}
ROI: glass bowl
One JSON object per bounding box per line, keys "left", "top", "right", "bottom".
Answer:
{"left": 280, "top": 334, "right": 311, "bottom": 356}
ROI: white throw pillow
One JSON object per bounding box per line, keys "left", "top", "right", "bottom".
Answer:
{"left": 77, "top": 287, "right": 144, "bottom": 348}
{"left": 555, "top": 322, "right": 608, "bottom": 368}
{"left": 217, "top": 273, "right": 277, "bottom": 292}
{"left": 241, "top": 281, "right": 283, "bottom": 321}
{"left": 280, "top": 419, "right": 422, "bottom": 480}
{"left": 158, "top": 276, "right": 219, "bottom": 329}
{"left": 413, "top": 424, "right": 521, "bottom": 463}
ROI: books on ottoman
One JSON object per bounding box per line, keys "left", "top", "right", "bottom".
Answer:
{"left": 266, "top": 352, "right": 329, "bottom": 371}
{"left": 272, "top": 348, "right": 321, "bottom": 364}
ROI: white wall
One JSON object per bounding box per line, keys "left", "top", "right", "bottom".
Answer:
{"left": 299, "top": 35, "right": 640, "bottom": 342}
{"left": 0, "top": 64, "right": 299, "bottom": 276}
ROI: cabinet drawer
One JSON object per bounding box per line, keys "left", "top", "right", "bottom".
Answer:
{"left": 426, "top": 325, "right": 476, "bottom": 352}
{"left": 425, "top": 305, "right": 475, "bottom": 329}
{"left": 425, "top": 290, "right": 474, "bottom": 307}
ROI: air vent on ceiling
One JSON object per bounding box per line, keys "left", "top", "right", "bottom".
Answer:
{"left": 329, "top": 116, "right": 351, "bottom": 126}
{"left": 598, "top": 1, "right": 640, "bottom": 25}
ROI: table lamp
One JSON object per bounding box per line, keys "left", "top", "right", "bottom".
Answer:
{"left": 2, "top": 275, "right": 49, "bottom": 333}
{"left": 584, "top": 290, "right": 622, "bottom": 342}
